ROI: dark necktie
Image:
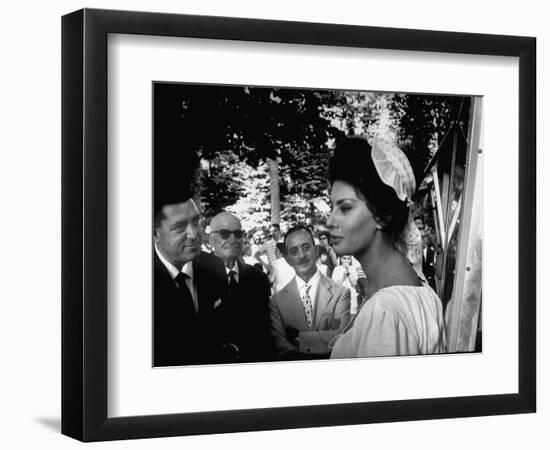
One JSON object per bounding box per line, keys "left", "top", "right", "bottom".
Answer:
{"left": 228, "top": 270, "right": 238, "bottom": 293}
{"left": 174, "top": 272, "right": 195, "bottom": 316}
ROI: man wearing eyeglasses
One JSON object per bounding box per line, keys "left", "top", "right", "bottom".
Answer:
{"left": 209, "top": 212, "right": 274, "bottom": 362}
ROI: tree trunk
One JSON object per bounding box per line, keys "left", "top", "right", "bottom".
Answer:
{"left": 268, "top": 157, "right": 280, "bottom": 224}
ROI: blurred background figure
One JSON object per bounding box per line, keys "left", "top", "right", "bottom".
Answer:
{"left": 269, "top": 242, "right": 295, "bottom": 295}
{"left": 254, "top": 223, "right": 282, "bottom": 269}
{"left": 331, "top": 255, "right": 360, "bottom": 317}
{"left": 316, "top": 231, "right": 338, "bottom": 278}
{"left": 241, "top": 231, "right": 264, "bottom": 271}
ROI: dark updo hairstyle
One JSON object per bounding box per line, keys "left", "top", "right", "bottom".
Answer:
{"left": 328, "top": 137, "right": 410, "bottom": 245}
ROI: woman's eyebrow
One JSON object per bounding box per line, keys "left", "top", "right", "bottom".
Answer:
{"left": 334, "top": 198, "right": 357, "bottom": 204}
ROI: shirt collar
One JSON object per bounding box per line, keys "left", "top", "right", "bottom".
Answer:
{"left": 155, "top": 243, "right": 194, "bottom": 281}
{"left": 224, "top": 260, "right": 239, "bottom": 275}
{"left": 225, "top": 261, "right": 239, "bottom": 283}
{"left": 296, "top": 270, "right": 320, "bottom": 293}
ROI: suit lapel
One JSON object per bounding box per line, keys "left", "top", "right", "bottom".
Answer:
{"left": 154, "top": 251, "right": 176, "bottom": 289}
{"left": 282, "top": 278, "right": 309, "bottom": 330}
{"left": 313, "top": 274, "right": 333, "bottom": 329}
{"left": 236, "top": 260, "right": 248, "bottom": 286}
{"left": 194, "top": 252, "right": 229, "bottom": 316}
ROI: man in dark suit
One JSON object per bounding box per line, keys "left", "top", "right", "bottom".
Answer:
{"left": 269, "top": 225, "right": 351, "bottom": 360}
{"left": 208, "top": 212, "right": 273, "bottom": 362}
{"left": 153, "top": 187, "right": 236, "bottom": 367}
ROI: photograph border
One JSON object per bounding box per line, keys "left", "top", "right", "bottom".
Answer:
{"left": 61, "top": 8, "right": 536, "bottom": 441}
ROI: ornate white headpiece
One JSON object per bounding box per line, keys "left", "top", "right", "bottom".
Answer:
{"left": 370, "top": 137, "right": 416, "bottom": 204}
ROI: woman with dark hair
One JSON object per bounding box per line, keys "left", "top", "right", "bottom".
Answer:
{"left": 327, "top": 137, "right": 446, "bottom": 358}
{"left": 316, "top": 231, "right": 338, "bottom": 277}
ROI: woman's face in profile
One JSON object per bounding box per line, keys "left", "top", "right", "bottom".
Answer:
{"left": 327, "top": 181, "right": 378, "bottom": 258}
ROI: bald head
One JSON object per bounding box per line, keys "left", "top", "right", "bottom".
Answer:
{"left": 210, "top": 212, "right": 241, "bottom": 232}
{"left": 209, "top": 212, "right": 243, "bottom": 267}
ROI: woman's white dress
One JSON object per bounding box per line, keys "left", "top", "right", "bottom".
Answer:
{"left": 330, "top": 285, "right": 446, "bottom": 358}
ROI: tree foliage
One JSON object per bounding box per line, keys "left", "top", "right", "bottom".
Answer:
{"left": 155, "top": 83, "right": 343, "bottom": 227}
{"left": 390, "top": 94, "right": 464, "bottom": 177}
{"left": 155, "top": 82, "right": 469, "bottom": 233}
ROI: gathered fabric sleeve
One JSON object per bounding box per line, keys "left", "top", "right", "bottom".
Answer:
{"left": 331, "top": 294, "right": 419, "bottom": 358}
{"left": 354, "top": 301, "right": 414, "bottom": 357}
{"left": 330, "top": 285, "right": 445, "bottom": 359}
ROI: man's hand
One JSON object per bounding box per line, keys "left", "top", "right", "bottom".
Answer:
{"left": 285, "top": 328, "right": 300, "bottom": 348}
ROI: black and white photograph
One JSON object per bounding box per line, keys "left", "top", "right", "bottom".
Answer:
{"left": 152, "top": 82, "right": 483, "bottom": 367}
{"left": 1, "top": 0, "right": 546, "bottom": 446}
{"left": 53, "top": 4, "right": 538, "bottom": 445}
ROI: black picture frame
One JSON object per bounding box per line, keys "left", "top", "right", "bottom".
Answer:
{"left": 62, "top": 8, "right": 536, "bottom": 442}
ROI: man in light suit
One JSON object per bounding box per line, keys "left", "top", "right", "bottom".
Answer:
{"left": 208, "top": 212, "right": 273, "bottom": 362}
{"left": 269, "top": 225, "right": 351, "bottom": 360}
